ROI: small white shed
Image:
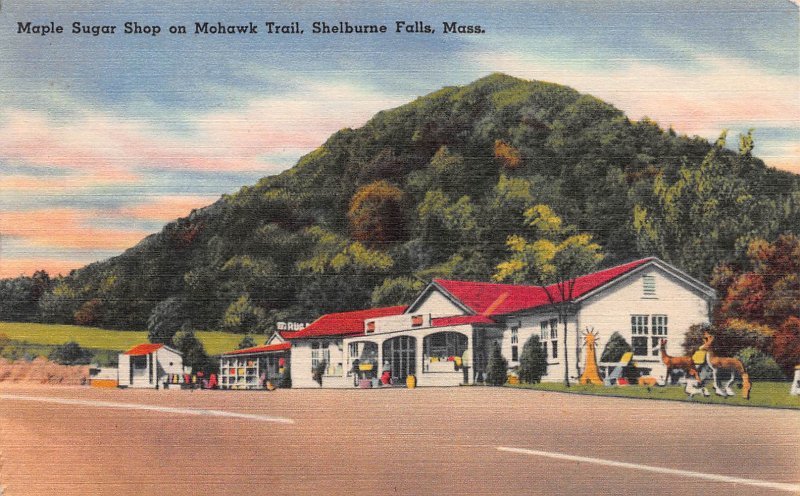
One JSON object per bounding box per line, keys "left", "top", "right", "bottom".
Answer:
{"left": 118, "top": 343, "right": 186, "bottom": 389}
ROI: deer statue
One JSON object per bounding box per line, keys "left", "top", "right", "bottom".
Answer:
{"left": 659, "top": 339, "right": 708, "bottom": 398}
{"left": 699, "top": 332, "right": 751, "bottom": 399}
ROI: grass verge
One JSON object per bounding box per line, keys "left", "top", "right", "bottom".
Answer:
{"left": 508, "top": 381, "right": 800, "bottom": 409}
{"left": 0, "top": 322, "right": 251, "bottom": 356}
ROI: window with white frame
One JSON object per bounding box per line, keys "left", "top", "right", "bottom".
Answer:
{"left": 549, "top": 318, "right": 558, "bottom": 359}
{"left": 540, "top": 321, "right": 548, "bottom": 357}
{"left": 631, "top": 315, "right": 666, "bottom": 357}
{"left": 311, "top": 340, "right": 332, "bottom": 372}
{"left": 511, "top": 327, "right": 519, "bottom": 362}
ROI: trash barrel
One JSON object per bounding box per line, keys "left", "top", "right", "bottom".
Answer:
{"left": 406, "top": 374, "right": 416, "bottom": 389}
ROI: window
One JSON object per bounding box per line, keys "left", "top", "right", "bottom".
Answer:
{"left": 540, "top": 319, "right": 558, "bottom": 359}
{"left": 631, "top": 315, "right": 667, "bottom": 357}
{"left": 643, "top": 276, "right": 656, "bottom": 297}
{"left": 311, "top": 340, "right": 332, "bottom": 372}
{"left": 511, "top": 327, "right": 519, "bottom": 362}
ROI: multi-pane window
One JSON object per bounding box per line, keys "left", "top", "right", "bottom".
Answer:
{"left": 540, "top": 319, "right": 559, "bottom": 359}
{"left": 643, "top": 275, "right": 656, "bottom": 297}
{"left": 511, "top": 327, "right": 519, "bottom": 362}
{"left": 631, "top": 315, "right": 667, "bottom": 357}
{"left": 311, "top": 340, "right": 331, "bottom": 371}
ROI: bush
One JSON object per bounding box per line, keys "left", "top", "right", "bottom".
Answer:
{"left": 237, "top": 335, "right": 257, "bottom": 349}
{"left": 486, "top": 342, "right": 508, "bottom": 386}
{"left": 600, "top": 332, "right": 631, "bottom": 362}
{"left": 518, "top": 335, "right": 547, "bottom": 384}
{"left": 48, "top": 341, "right": 93, "bottom": 365}
{"left": 736, "top": 347, "right": 786, "bottom": 381}
{"left": 279, "top": 362, "right": 292, "bottom": 388}
{"left": 172, "top": 328, "right": 215, "bottom": 375}
{"left": 312, "top": 360, "right": 326, "bottom": 387}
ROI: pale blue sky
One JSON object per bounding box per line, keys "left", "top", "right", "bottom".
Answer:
{"left": 0, "top": 0, "right": 797, "bottom": 276}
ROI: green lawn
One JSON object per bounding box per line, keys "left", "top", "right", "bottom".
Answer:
{"left": 508, "top": 381, "right": 800, "bottom": 409}
{"left": 0, "top": 322, "right": 252, "bottom": 356}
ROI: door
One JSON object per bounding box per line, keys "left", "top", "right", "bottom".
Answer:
{"left": 383, "top": 336, "right": 416, "bottom": 384}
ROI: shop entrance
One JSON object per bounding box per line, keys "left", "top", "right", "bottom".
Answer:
{"left": 383, "top": 336, "right": 416, "bottom": 384}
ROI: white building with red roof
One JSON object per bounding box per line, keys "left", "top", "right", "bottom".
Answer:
{"left": 244, "top": 258, "right": 714, "bottom": 388}
{"left": 334, "top": 257, "right": 714, "bottom": 386}
{"left": 118, "top": 343, "right": 186, "bottom": 389}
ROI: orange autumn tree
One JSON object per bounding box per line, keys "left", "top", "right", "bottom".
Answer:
{"left": 348, "top": 180, "right": 406, "bottom": 247}
{"left": 715, "top": 234, "right": 800, "bottom": 375}
{"left": 494, "top": 139, "right": 522, "bottom": 170}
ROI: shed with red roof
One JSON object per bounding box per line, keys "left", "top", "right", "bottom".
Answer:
{"left": 118, "top": 343, "right": 186, "bottom": 389}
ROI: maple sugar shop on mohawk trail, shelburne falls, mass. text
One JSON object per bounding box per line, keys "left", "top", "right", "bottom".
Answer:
{"left": 16, "top": 20, "right": 485, "bottom": 37}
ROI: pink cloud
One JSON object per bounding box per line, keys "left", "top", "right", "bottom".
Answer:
{"left": 1, "top": 209, "right": 148, "bottom": 250}
{"left": 0, "top": 258, "right": 90, "bottom": 279}
{"left": 113, "top": 195, "right": 217, "bottom": 222}
{"left": 0, "top": 83, "right": 405, "bottom": 177}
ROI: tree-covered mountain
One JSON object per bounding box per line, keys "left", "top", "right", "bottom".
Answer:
{"left": 3, "top": 74, "right": 799, "bottom": 333}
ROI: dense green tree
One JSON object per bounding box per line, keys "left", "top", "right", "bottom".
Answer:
{"left": 221, "top": 294, "right": 265, "bottom": 334}
{"left": 486, "top": 342, "right": 508, "bottom": 386}
{"left": 49, "top": 341, "right": 93, "bottom": 365}
{"left": 494, "top": 204, "right": 603, "bottom": 386}
{"left": 172, "top": 329, "right": 214, "bottom": 374}
{"left": 371, "top": 277, "right": 424, "bottom": 307}
{"left": 147, "top": 297, "right": 185, "bottom": 344}
{"left": 518, "top": 335, "right": 548, "bottom": 384}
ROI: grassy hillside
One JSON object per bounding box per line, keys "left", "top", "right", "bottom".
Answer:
{"left": 0, "top": 322, "right": 248, "bottom": 356}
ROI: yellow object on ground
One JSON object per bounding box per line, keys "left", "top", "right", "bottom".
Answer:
{"left": 454, "top": 356, "right": 462, "bottom": 367}
{"left": 579, "top": 331, "right": 604, "bottom": 386}
{"left": 406, "top": 375, "right": 416, "bottom": 388}
{"left": 90, "top": 379, "right": 118, "bottom": 388}
{"left": 507, "top": 375, "right": 520, "bottom": 385}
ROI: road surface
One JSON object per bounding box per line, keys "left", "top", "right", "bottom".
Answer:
{"left": 0, "top": 385, "right": 798, "bottom": 495}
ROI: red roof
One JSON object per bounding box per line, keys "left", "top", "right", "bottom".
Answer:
{"left": 222, "top": 342, "right": 291, "bottom": 356}
{"left": 286, "top": 305, "right": 407, "bottom": 339}
{"left": 124, "top": 343, "right": 164, "bottom": 356}
{"left": 434, "top": 258, "right": 653, "bottom": 316}
{"left": 431, "top": 315, "right": 496, "bottom": 327}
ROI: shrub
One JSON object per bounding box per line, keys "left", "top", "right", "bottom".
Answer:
{"left": 237, "top": 335, "right": 257, "bottom": 349}
{"left": 518, "top": 335, "right": 547, "bottom": 384}
{"left": 486, "top": 342, "right": 508, "bottom": 386}
{"left": 735, "top": 347, "right": 785, "bottom": 381}
{"left": 312, "top": 360, "right": 326, "bottom": 387}
{"left": 600, "top": 332, "right": 631, "bottom": 362}
{"left": 48, "top": 341, "right": 93, "bottom": 365}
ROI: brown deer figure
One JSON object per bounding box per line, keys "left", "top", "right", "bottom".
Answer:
{"left": 660, "top": 339, "right": 708, "bottom": 397}
{"left": 699, "top": 332, "right": 751, "bottom": 399}
{"left": 659, "top": 339, "right": 701, "bottom": 384}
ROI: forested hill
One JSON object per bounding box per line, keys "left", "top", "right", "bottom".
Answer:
{"left": 4, "top": 73, "right": 799, "bottom": 332}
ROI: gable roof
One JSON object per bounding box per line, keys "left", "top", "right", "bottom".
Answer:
{"left": 432, "top": 258, "right": 670, "bottom": 316}
{"left": 286, "top": 305, "right": 408, "bottom": 339}
{"left": 124, "top": 343, "right": 165, "bottom": 356}
{"left": 221, "top": 342, "right": 291, "bottom": 356}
